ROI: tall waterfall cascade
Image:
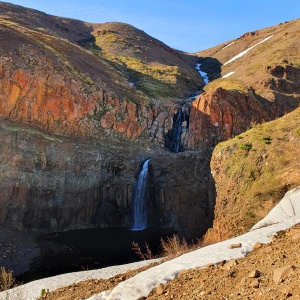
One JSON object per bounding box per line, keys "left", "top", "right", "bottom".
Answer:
{"left": 131, "top": 159, "right": 151, "bottom": 231}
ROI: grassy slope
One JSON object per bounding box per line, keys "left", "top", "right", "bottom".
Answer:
{"left": 90, "top": 22, "right": 201, "bottom": 98}
{"left": 207, "top": 107, "right": 300, "bottom": 241}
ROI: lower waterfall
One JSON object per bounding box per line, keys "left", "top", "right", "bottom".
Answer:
{"left": 131, "top": 159, "right": 151, "bottom": 231}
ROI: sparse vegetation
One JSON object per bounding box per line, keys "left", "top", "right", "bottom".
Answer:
{"left": 262, "top": 136, "right": 272, "bottom": 144}
{"left": 240, "top": 142, "right": 252, "bottom": 151}
{"left": 245, "top": 209, "right": 255, "bottom": 218}
{"left": 207, "top": 107, "right": 300, "bottom": 240}
{"left": 160, "top": 235, "right": 190, "bottom": 258}
{"left": 88, "top": 104, "right": 115, "bottom": 120}
{"left": 204, "top": 78, "right": 249, "bottom": 93}
{"left": 0, "top": 267, "right": 17, "bottom": 291}
{"left": 132, "top": 234, "right": 196, "bottom": 262}
{"left": 132, "top": 241, "right": 155, "bottom": 260}
{"left": 102, "top": 55, "right": 181, "bottom": 97}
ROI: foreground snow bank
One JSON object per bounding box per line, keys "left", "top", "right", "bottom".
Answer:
{"left": 0, "top": 260, "right": 159, "bottom": 300}
{"left": 90, "top": 186, "right": 300, "bottom": 300}
{"left": 251, "top": 186, "right": 300, "bottom": 230}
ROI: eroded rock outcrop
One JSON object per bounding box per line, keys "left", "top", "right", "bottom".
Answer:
{"left": 0, "top": 56, "right": 187, "bottom": 147}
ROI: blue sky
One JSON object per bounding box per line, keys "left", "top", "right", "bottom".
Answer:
{"left": 5, "top": 0, "right": 300, "bottom": 52}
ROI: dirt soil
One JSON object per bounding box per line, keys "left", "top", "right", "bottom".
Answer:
{"left": 36, "top": 224, "right": 300, "bottom": 300}
{"left": 36, "top": 263, "right": 158, "bottom": 300}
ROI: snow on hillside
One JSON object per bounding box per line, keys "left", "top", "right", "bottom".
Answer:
{"left": 222, "top": 71, "right": 235, "bottom": 78}
{"left": 222, "top": 41, "right": 234, "bottom": 50}
{"left": 251, "top": 186, "right": 300, "bottom": 230}
{"left": 223, "top": 35, "right": 273, "bottom": 65}
{"left": 90, "top": 186, "right": 300, "bottom": 300}
{"left": 196, "top": 63, "right": 209, "bottom": 84}
{"left": 0, "top": 260, "right": 160, "bottom": 300}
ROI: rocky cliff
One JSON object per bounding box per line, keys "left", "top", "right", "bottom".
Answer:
{"left": 0, "top": 2, "right": 202, "bottom": 145}
{"left": 0, "top": 120, "right": 214, "bottom": 238}
{"left": 0, "top": 2, "right": 214, "bottom": 239}
{"left": 204, "top": 107, "right": 300, "bottom": 242}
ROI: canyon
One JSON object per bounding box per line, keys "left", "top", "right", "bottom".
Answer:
{"left": 0, "top": 2, "right": 300, "bottom": 282}
{"left": 0, "top": 119, "right": 214, "bottom": 238}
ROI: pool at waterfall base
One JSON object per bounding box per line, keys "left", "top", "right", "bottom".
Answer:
{"left": 16, "top": 227, "right": 175, "bottom": 283}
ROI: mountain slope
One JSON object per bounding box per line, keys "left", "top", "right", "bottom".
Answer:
{"left": 187, "top": 19, "right": 300, "bottom": 149}
{"left": 91, "top": 22, "right": 201, "bottom": 98}
{"left": 0, "top": 2, "right": 202, "bottom": 142}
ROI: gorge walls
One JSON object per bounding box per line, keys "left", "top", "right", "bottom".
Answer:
{"left": 0, "top": 121, "right": 215, "bottom": 239}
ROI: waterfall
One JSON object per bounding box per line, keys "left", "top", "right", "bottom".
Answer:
{"left": 166, "top": 105, "right": 189, "bottom": 153}
{"left": 131, "top": 159, "right": 151, "bottom": 231}
{"left": 170, "top": 108, "right": 183, "bottom": 153}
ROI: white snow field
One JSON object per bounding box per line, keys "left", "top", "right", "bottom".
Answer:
{"left": 222, "top": 71, "right": 235, "bottom": 78}
{"left": 251, "top": 186, "right": 300, "bottom": 230}
{"left": 196, "top": 63, "right": 209, "bottom": 84}
{"left": 0, "top": 260, "right": 160, "bottom": 300}
{"left": 222, "top": 41, "right": 234, "bottom": 50}
{"left": 1, "top": 186, "right": 299, "bottom": 300}
{"left": 223, "top": 35, "right": 273, "bottom": 65}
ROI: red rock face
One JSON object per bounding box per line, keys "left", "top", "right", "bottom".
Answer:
{"left": 186, "top": 84, "right": 299, "bottom": 149}
{"left": 187, "top": 88, "right": 260, "bottom": 148}
{"left": 0, "top": 60, "right": 180, "bottom": 145}
{"left": 0, "top": 65, "right": 146, "bottom": 139}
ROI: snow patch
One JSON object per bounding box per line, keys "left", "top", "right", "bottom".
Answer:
{"left": 196, "top": 63, "right": 209, "bottom": 84}
{"left": 129, "top": 82, "right": 135, "bottom": 87}
{"left": 0, "top": 260, "right": 159, "bottom": 300}
{"left": 251, "top": 186, "right": 300, "bottom": 230}
{"left": 222, "top": 41, "right": 234, "bottom": 50}
{"left": 222, "top": 71, "right": 235, "bottom": 78}
{"left": 89, "top": 186, "right": 300, "bottom": 300}
{"left": 223, "top": 35, "right": 273, "bottom": 66}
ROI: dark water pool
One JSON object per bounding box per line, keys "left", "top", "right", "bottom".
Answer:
{"left": 17, "top": 227, "right": 175, "bottom": 283}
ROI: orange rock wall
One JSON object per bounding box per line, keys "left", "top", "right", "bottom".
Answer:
{"left": 187, "top": 87, "right": 288, "bottom": 149}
